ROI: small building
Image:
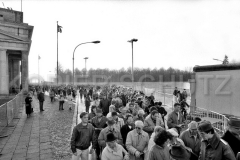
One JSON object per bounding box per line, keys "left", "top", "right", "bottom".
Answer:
{"left": 190, "top": 64, "right": 240, "bottom": 117}
{"left": 0, "top": 7, "right": 33, "bottom": 95}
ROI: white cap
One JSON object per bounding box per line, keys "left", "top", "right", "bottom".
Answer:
{"left": 167, "top": 128, "right": 179, "bottom": 137}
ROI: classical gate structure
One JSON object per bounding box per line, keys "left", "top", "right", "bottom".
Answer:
{"left": 0, "top": 8, "right": 33, "bottom": 95}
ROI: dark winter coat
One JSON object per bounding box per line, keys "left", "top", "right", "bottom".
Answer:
{"left": 222, "top": 130, "right": 240, "bottom": 157}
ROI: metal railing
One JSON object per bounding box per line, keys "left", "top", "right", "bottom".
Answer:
{"left": 138, "top": 86, "right": 229, "bottom": 136}
{"left": 190, "top": 106, "right": 229, "bottom": 136}
{"left": 0, "top": 92, "right": 23, "bottom": 133}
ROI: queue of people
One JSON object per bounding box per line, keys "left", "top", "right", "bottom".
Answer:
{"left": 28, "top": 84, "right": 240, "bottom": 160}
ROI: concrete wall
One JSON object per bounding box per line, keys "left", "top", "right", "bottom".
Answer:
{"left": 0, "top": 8, "right": 23, "bottom": 23}
{"left": 195, "top": 70, "right": 240, "bottom": 116}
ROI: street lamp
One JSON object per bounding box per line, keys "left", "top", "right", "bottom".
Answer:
{"left": 213, "top": 58, "right": 223, "bottom": 63}
{"left": 128, "top": 38, "right": 138, "bottom": 89}
{"left": 84, "top": 57, "right": 88, "bottom": 76}
{"left": 72, "top": 41, "right": 100, "bottom": 86}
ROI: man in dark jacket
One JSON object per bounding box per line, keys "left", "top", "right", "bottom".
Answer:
{"left": 37, "top": 90, "right": 45, "bottom": 111}
{"left": 89, "top": 108, "right": 108, "bottom": 160}
{"left": 156, "top": 102, "right": 167, "bottom": 123}
{"left": 120, "top": 114, "right": 134, "bottom": 150}
{"left": 222, "top": 117, "right": 240, "bottom": 157}
{"left": 71, "top": 112, "right": 96, "bottom": 160}
{"left": 173, "top": 87, "right": 178, "bottom": 96}
{"left": 198, "top": 121, "right": 236, "bottom": 160}
{"left": 99, "top": 95, "right": 110, "bottom": 116}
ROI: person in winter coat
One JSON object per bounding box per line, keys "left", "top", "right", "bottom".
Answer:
{"left": 99, "top": 95, "right": 111, "bottom": 116}
{"left": 222, "top": 117, "right": 240, "bottom": 157}
{"left": 143, "top": 110, "right": 164, "bottom": 136}
{"left": 126, "top": 120, "right": 149, "bottom": 160}
{"left": 98, "top": 118, "right": 123, "bottom": 149}
{"left": 85, "top": 93, "right": 91, "bottom": 113}
{"left": 134, "top": 110, "right": 145, "bottom": 123}
{"left": 179, "top": 121, "right": 201, "bottom": 156}
{"left": 120, "top": 114, "right": 135, "bottom": 150}
{"left": 70, "top": 112, "right": 96, "bottom": 160}
{"left": 167, "top": 103, "right": 185, "bottom": 134}
{"left": 148, "top": 130, "right": 173, "bottom": 160}
{"left": 198, "top": 121, "right": 236, "bottom": 160}
{"left": 147, "top": 126, "right": 165, "bottom": 152}
{"left": 111, "top": 111, "right": 124, "bottom": 131}
{"left": 101, "top": 133, "right": 129, "bottom": 160}
{"left": 25, "top": 93, "right": 33, "bottom": 118}
{"left": 49, "top": 89, "right": 55, "bottom": 102}
{"left": 90, "top": 108, "right": 108, "bottom": 160}
{"left": 59, "top": 91, "right": 65, "bottom": 110}
{"left": 37, "top": 89, "right": 45, "bottom": 111}
{"left": 88, "top": 105, "right": 97, "bottom": 121}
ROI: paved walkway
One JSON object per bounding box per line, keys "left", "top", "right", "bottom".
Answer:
{"left": 0, "top": 96, "right": 53, "bottom": 160}
{"left": 0, "top": 92, "right": 77, "bottom": 160}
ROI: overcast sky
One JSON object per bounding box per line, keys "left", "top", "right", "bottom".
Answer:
{"left": 3, "top": 0, "right": 240, "bottom": 80}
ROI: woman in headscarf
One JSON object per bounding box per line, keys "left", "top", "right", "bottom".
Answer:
{"left": 25, "top": 93, "right": 33, "bottom": 118}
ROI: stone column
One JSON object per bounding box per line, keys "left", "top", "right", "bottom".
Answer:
{"left": 21, "top": 51, "right": 29, "bottom": 92}
{"left": 0, "top": 49, "right": 9, "bottom": 95}
{"left": 13, "top": 60, "right": 20, "bottom": 88}
{"left": 188, "top": 79, "right": 196, "bottom": 112}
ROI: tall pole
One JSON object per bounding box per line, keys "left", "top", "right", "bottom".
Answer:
{"left": 128, "top": 38, "right": 138, "bottom": 89}
{"left": 131, "top": 42, "right": 134, "bottom": 88}
{"left": 57, "top": 21, "right": 59, "bottom": 85}
{"left": 84, "top": 57, "right": 88, "bottom": 83}
{"left": 21, "top": 0, "right": 22, "bottom": 12}
{"left": 38, "top": 55, "right": 39, "bottom": 85}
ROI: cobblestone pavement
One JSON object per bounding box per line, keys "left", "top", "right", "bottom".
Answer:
{"left": 44, "top": 97, "right": 75, "bottom": 160}
{"left": 0, "top": 94, "right": 76, "bottom": 160}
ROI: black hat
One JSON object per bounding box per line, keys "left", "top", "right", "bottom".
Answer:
{"left": 112, "top": 111, "right": 118, "bottom": 117}
{"left": 228, "top": 117, "right": 240, "bottom": 129}
{"left": 106, "top": 133, "right": 117, "bottom": 142}
{"left": 169, "top": 144, "right": 190, "bottom": 160}
{"left": 198, "top": 120, "right": 213, "bottom": 132}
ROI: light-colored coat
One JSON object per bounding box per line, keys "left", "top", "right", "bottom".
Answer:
{"left": 126, "top": 129, "right": 149, "bottom": 160}
{"left": 101, "top": 143, "right": 129, "bottom": 160}
{"left": 148, "top": 132, "right": 156, "bottom": 152}
{"left": 143, "top": 114, "right": 164, "bottom": 136}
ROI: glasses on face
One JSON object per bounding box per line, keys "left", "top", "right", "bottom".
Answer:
{"left": 136, "top": 127, "right": 142, "bottom": 130}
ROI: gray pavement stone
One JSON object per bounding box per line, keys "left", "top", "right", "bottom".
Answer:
{"left": 0, "top": 153, "right": 13, "bottom": 159}
{"left": 27, "top": 158, "right": 40, "bottom": 160}
{"left": 14, "top": 148, "right": 27, "bottom": 154}
{"left": 27, "top": 148, "right": 40, "bottom": 154}
{"left": 1, "top": 147, "right": 15, "bottom": 154}
{"left": 27, "top": 152, "right": 39, "bottom": 158}
{"left": 12, "top": 157, "right": 26, "bottom": 160}
{"left": 12, "top": 152, "right": 27, "bottom": 158}
{"left": 0, "top": 93, "right": 77, "bottom": 160}
{"left": 40, "top": 153, "right": 53, "bottom": 159}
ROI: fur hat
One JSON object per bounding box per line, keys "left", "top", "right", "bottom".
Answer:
{"left": 198, "top": 120, "right": 213, "bottom": 132}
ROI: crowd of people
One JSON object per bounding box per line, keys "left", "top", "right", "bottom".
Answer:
{"left": 69, "top": 85, "right": 240, "bottom": 160}
{"left": 26, "top": 84, "right": 240, "bottom": 160}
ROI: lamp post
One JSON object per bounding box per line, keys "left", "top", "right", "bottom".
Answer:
{"left": 84, "top": 57, "right": 88, "bottom": 75}
{"left": 72, "top": 41, "right": 100, "bottom": 86}
{"left": 84, "top": 57, "right": 88, "bottom": 83}
{"left": 128, "top": 38, "right": 138, "bottom": 89}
